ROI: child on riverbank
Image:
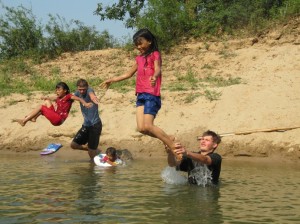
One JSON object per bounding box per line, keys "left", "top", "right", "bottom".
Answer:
{"left": 100, "top": 28, "right": 181, "bottom": 160}
{"left": 12, "top": 82, "right": 92, "bottom": 126}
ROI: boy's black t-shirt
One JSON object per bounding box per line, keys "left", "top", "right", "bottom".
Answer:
{"left": 177, "top": 152, "right": 222, "bottom": 185}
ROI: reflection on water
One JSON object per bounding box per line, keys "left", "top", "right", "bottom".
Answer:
{"left": 0, "top": 152, "right": 299, "bottom": 224}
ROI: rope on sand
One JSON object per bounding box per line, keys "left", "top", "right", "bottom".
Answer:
{"left": 218, "top": 126, "right": 300, "bottom": 137}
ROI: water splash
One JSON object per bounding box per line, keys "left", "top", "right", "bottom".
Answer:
{"left": 161, "top": 167, "right": 187, "bottom": 185}
{"left": 161, "top": 166, "right": 213, "bottom": 187}
{"left": 189, "top": 166, "right": 212, "bottom": 187}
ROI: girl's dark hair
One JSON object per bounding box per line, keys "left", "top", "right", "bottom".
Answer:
{"left": 56, "top": 82, "right": 70, "bottom": 94}
{"left": 133, "top": 28, "right": 159, "bottom": 56}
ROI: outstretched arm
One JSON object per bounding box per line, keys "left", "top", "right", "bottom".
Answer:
{"left": 71, "top": 95, "right": 93, "bottom": 108}
{"left": 175, "top": 147, "right": 212, "bottom": 165}
{"left": 100, "top": 63, "right": 138, "bottom": 89}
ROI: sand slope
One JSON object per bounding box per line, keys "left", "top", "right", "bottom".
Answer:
{"left": 0, "top": 18, "right": 299, "bottom": 161}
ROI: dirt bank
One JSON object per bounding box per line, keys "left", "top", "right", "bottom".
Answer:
{"left": 1, "top": 18, "right": 299, "bottom": 162}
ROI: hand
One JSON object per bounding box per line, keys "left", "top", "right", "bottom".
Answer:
{"left": 174, "top": 145, "right": 187, "bottom": 156}
{"left": 100, "top": 80, "right": 111, "bottom": 89}
{"left": 150, "top": 76, "right": 157, "bottom": 86}
{"left": 84, "top": 102, "right": 93, "bottom": 108}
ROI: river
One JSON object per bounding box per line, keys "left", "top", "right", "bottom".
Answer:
{"left": 0, "top": 151, "right": 299, "bottom": 224}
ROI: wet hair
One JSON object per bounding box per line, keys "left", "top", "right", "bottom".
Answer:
{"left": 202, "top": 130, "right": 221, "bottom": 144}
{"left": 106, "top": 147, "right": 117, "bottom": 157}
{"left": 56, "top": 82, "right": 70, "bottom": 94}
{"left": 133, "top": 28, "right": 159, "bottom": 56}
{"left": 76, "top": 78, "right": 89, "bottom": 87}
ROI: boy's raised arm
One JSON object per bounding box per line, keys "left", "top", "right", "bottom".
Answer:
{"left": 71, "top": 95, "right": 93, "bottom": 108}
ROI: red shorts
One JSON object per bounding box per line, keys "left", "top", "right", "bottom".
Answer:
{"left": 41, "top": 105, "right": 64, "bottom": 126}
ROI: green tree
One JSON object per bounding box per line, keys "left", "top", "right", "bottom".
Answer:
{"left": 44, "top": 15, "right": 115, "bottom": 57}
{"left": 0, "top": 5, "right": 44, "bottom": 59}
{"left": 94, "top": 0, "right": 146, "bottom": 28}
{"left": 94, "top": 0, "right": 299, "bottom": 48}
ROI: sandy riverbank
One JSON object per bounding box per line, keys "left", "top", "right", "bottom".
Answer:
{"left": 0, "top": 18, "right": 299, "bottom": 162}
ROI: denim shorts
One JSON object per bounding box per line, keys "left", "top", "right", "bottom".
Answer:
{"left": 136, "top": 93, "right": 161, "bottom": 116}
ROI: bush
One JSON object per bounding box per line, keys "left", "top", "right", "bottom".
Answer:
{"left": 0, "top": 5, "right": 44, "bottom": 60}
{"left": 0, "top": 4, "right": 117, "bottom": 61}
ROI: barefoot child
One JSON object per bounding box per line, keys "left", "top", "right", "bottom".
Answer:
{"left": 12, "top": 82, "right": 92, "bottom": 126}
{"left": 100, "top": 28, "right": 181, "bottom": 160}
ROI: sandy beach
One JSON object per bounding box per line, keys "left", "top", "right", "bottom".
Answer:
{"left": 0, "top": 18, "right": 299, "bottom": 162}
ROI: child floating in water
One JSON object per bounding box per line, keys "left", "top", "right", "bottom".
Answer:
{"left": 12, "top": 82, "right": 92, "bottom": 126}
{"left": 96, "top": 147, "right": 123, "bottom": 166}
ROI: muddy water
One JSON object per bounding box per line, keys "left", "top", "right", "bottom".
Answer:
{"left": 0, "top": 151, "right": 299, "bottom": 224}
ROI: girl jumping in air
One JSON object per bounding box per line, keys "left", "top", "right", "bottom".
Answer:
{"left": 100, "top": 28, "right": 181, "bottom": 160}
{"left": 13, "top": 82, "right": 92, "bottom": 127}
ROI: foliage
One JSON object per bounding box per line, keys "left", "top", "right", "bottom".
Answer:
{"left": 44, "top": 15, "right": 115, "bottom": 58}
{"left": 94, "top": 0, "right": 146, "bottom": 28}
{"left": 0, "top": 5, "right": 44, "bottom": 60}
{"left": 0, "top": 4, "right": 116, "bottom": 61}
{"left": 95, "top": 0, "right": 300, "bottom": 49}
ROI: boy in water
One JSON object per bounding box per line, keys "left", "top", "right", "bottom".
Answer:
{"left": 168, "top": 130, "right": 222, "bottom": 185}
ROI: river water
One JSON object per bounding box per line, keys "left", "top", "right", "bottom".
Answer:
{"left": 0, "top": 151, "right": 299, "bottom": 224}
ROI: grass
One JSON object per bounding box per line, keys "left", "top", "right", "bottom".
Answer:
{"left": 0, "top": 56, "right": 108, "bottom": 97}
{"left": 184, "top": 92, "right": 202, "bottom": 103}
{"left": 203, "top": 89, "right": 222, "bottom": 101}
{"left": 219, "top": 49, "right": 237, "bottom": 59}
{"left": 109, "top": 79, "right": 135, "bottom": 93}
{"left": 0, "top": 55, "right": 243, "bottom": 104}
{"left": 164, "top": 68, "right": 243, "bottom": 103}
{"left": 202, "top": 74, "right": 242, "bottom": 87}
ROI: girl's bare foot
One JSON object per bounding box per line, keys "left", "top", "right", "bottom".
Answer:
{"left": 165, "top": 135, "right": 177, "bottom": 151}
{"left": 12, "top": 119, "right": 26, "bottom": 127}
{"left": 24, "top": 116, "right": 36, "bottom": 122}
{"left": 172, "top": 144, "right": 183, "bottom": 162}
{"left": 165, "top": 135, "right": 182, "bottom": 161}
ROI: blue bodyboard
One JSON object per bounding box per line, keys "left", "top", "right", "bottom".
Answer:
{"left": 40, "top": 143, "right": 62, "bottom": 155}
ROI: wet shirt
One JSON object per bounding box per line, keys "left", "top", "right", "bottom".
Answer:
{"left": 55, "top": 93, "right": 73, "bottom": 120}
{"left": 135, "top": 51, "right": 162, "bottom": 96}
{"left": 177, "top": 152, "right": 222, "bottom": 185}
{"left": 74, "top": 87, "right": 101, "bottom": 127}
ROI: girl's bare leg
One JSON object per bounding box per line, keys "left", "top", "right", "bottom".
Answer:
{"left": 25, "top": 112, "right": 41, "bottom": 122}
{"left": 12, "top": 105, "right": 43, "bottom": 126}
{"left": 136, "top": 106, "right": 182, "bottom": 160}
{"left": 13, "top": 100, "right": 53, "bottom": 126}
{"left": 24, "top": 101, "right": 47, "bottom": 122}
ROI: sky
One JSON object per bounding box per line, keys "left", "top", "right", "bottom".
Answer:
{"left": 0, "top": 0, "right": 134, "bottom": 40}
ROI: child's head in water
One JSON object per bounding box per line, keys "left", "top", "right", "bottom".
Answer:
{"left": 106, "top": 147, "right": 118, "bottom": 162}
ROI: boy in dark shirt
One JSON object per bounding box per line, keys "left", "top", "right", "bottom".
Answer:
{"left": 167, "top": 130, "right": 222, "bottom": 185}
